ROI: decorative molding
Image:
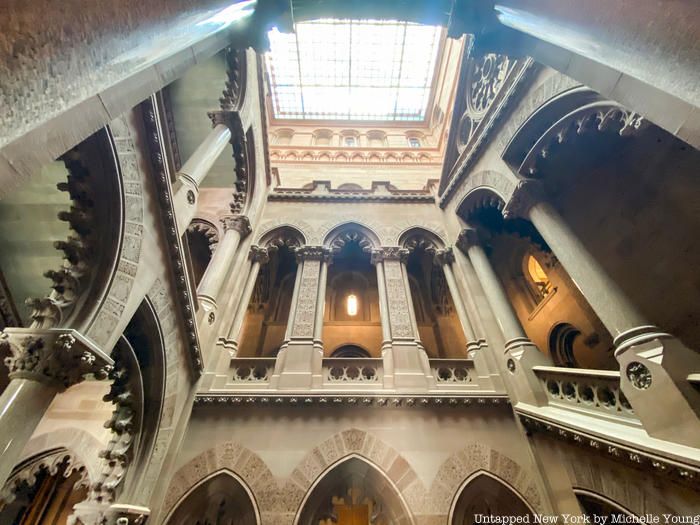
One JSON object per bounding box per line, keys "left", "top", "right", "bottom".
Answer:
{"left": 0, "top": 449, "right": 89, "bottom": 506}
{"left": 141, "top": 95, "right": 202, "bottom": 374}
{"left": 220, "top": 214, "right": 252, "bottom": 237}
{"left": 295, "top": 245, "right": 333, "bottom": 262}
{"left": 0, "top": 328, "right": 113, "bottom": 390}
{"left": 270, "top": 180, "right": 435, "bottom": 203}
{"left": 220, "top": 47, "right": 246, "bottom": 112}
{"left": 502, "top": 179, "right": 546, "bottom": 219}
{"left": 269, "top": 148, "right": 440, "bottom": 166}
{"left": 370, "top": 247, "right": 410, "bottom": 264}
{"left": 518, "top": 413, "right": 700, "bottom": 488}
{"left": 195, "top": 393, "right": 510, "bottom": 408}
{"left": 187, "top": 219, "right": 219, "bottom": 254}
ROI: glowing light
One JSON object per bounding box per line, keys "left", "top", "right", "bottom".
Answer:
{"left": 346, "top": 294, "right": 358, "bottom": 316}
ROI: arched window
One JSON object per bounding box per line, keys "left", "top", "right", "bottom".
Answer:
{"left": 548, "top": 323, "right": 581, "bottom": 367}
{"left": 524, "top": 254, "right": 552, "bottom": 303}
{"left": 313, "top": 129, "right": 333, "bottom": 146}
{"left": 331, "top": 345, "right": 371, "bottom": 358}
{"left": 366, "top": 130, "right": 387, "bottom": 147}
{"left": 274, "top": 128, "right": 294, "bottom": 145}
{"left": 451, "top": 472, "right": 534, "bottom": 524}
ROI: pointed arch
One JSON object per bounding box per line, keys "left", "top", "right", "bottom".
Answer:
{"left": 398, "top": 227, "right": 446, "bottom": 252}
{"left": 258, "top": 224, "right": 306, "bottom": 248}
{"left": 294, "top": 455, "right": 416, "bottom": 525}
{"left": 164, "top": 469, "right": 261, "bottom": 525}
{"left": 449, "top": 470, "right": 535, "bottom": 524}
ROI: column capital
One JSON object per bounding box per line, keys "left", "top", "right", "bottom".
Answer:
{"left": 456, "top": 227, "right": 483, "bottom": 252}
{"left": 502, "top": 179, "right": 546, "bottom": 219}
{"left": 207, "top": 109, "right": 242, "bottom": 132}
{"left": 434, "top": 247, "right": 455, "bottom": 265}
{"left": 370, "top": 247, "right": 409, "bottom": 264}
{"left": 294, "top": 245, "right": 333, "bottom": 263}
{"left": 249, "top": 245, "right": 270, "bottom": 264}
{"left": 0, "top": 328, "right": 113, "bottom": 391}
{"left": 220, "top": 214, "right": 251, "bottom": 236}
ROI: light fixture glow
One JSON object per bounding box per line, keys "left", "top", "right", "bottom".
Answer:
{"left": 346, "top": 294, "right": 358, "bottom": 316}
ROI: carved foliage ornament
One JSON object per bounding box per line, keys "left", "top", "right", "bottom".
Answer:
{"left": 330, "top": 231, "right": 373, "bottom": 254}
{"left": 0, "top": 450, "right": 88, "bottom": 506}
{"left": 370, "top": 247, "right": 409, "bottom": 264}
{"left": 220, "top": 215, "right": 252, "bottom": 237}
{"left": 187, "top": 220, "right": 220, "bottom": 255}
{"left": 0, "top": 329, "right": 113, "bottom": 390}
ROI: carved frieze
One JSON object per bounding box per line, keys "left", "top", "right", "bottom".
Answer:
{"left": 295, "top": 245, "right": 332, "bottom": 262}
{"left": 382, "top": 259, "right": 413, "bottom": 339}
{"left": 291, "top": 259, "right": 321, "bottom": 338}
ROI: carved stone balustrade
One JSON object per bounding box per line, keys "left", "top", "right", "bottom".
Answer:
{"left": 322, "top": 358, "right": 383, "bottom": 389}
{"left": 429, "top": 359, "right": 476, "bottom": 390}
{"left": 532, "top": 366, "right": 638, "bottom": 424}
{"left": 230, "top": 357, "right": 276, "bottom": 387}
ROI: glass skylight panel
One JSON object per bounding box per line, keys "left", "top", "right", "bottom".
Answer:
{"left": 266, "top": 20, "right": 441, "bottom": 121}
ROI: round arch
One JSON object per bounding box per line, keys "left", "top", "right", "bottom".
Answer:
{"left": 258, "top": 224, "right": 306, "bottom": 248}
{"left": 330, "top": 344, "right": 372, "bottom": 358}
{"left": 293, "top": 454, "right": 416, "bottom": 525}
{"left": 448, "top": 470, "right": 536, "bottom": 524}
{"left": 164, "top": 469, "right": 261, "bottom": 525}
{"left": 398, "top": 227, "right": 446, "bottom": 251}
{"left": 323, "top": 222, "right": 382, "bottom": 252}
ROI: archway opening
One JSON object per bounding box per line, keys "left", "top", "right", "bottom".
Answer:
{"left": 297, "top": 457, "right": 412, "bottom": 525}
{"left": 166, "top": 471, "right": 258, "bottom": 525}
{"left": 451, "top": 472, "right": 534, "bottom": 524}
{"left": 324, "top": 231, "right": 381, "bottom": 357}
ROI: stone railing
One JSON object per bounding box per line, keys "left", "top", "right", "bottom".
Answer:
{"left": 429, "top": 359, "right": 475, "bottom": 388}
{"left": 323, "top": 358, "right": 383, "bottom": 387}
{"left": 230, "top": 358, "right": 276, "bottom": 386}
{"left": 533, "top": 366, "right": 637, "bottom": 422}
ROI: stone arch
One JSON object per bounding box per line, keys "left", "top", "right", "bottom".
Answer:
{"left": 286, "top": 428, "right": 425, "bottom": 521}
{"left": 573, "top": 488, "right": 636, "bottom": 517}
{"left": 399, "top": 227, "right": 446, "bottom": 252}
{"left": 448, "top": 470, "right": 536, "bottom": 523}
{"left": 323, "top": 222, "right": 382, "bottom": 252}
{"left": 164, "top": 469, "right": 261, "bottom": 525}
{"left": 161, "top": 442, "right": 276, "bottom": 523}
{"left": 17, "top": 428, "right": 105, "bottom": 486}
{"left": 451, "top": 169, "right": 517, "bottom": 220}
{"left": 258, "top": 225, "right": 306, "bottom": 249}
{"left": 294, "top": 455, "right": 416, "bottom": 525}
{"left": 429, "top": 443, "right": 545, "bottom": 516}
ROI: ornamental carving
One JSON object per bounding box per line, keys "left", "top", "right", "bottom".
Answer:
{"left": 330, "top": 231, "right": 373, "bottom": 254}
{"left": 456, "top": 228, "right": 482, "bottom": 252}
{"left": 383, "top": 260, "right": 413, "bottom": 338}
{"left": 626, "top": 361, "right": 652, "bottom": 390}
{"left": 295, "top": 246, "right": 333, "bottom": 262}
{"left": 187, "top": 220, "right": 219, "bottom": 255}
{"left": 291, "top": 260, "right": 321, "bottom": 338}
{"left": 220, "top": 215, "right": 252, "bottom": 237}
{"left": 0, "top": 328, "right": 113, "bottom": 390}
{"left": 249, "top": 246, "right": 270, "bottom": 265}
{"left": 403, "top": 235, "right": 437, "bottom": 255}
{"left": 0, "top": 450, "right": 88, "bottom": 506}
{"left": 220, "top": 47, "right": 246, "bottom": 112}
{"left": 502, "top": 179, "right": 545, "bottom": 219}
{"left": 370, "top": 247, "right": 409, "bottom": 264}
{"left": 434, "top": 248, "right": 455, "bottom": 266}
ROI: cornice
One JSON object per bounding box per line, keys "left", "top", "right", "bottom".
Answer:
{"left": 141, "top": 95, "right": 203, "bottom": 377}
{"left": 195, "top": 393, "right": 510, "bottom": 408}
{"left": 518, "top": 412, "right": 700, "bottom": 488}
{"left": 269, "top": 191, "right": 435, "bottom": 203}
{"left": 269, "top": 180, "right": 437, "bottom": 203}
{"left": 438, "top": 59, "right": 537, "bottom": 209}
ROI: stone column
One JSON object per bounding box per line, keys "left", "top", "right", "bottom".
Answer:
{"left": 373, "top": 255, "right": 394, "bottom": 388}
{"left": 222, "top": 246, "right": 268, "bottom": 356}
{"left": 434, "top": 248, "right": 479, "bottom": 351}
{"left": 504, "top": 180, "right": 700, "bottom": 446}
{"left": 0, "top": 329, "right": 112, "bottom": 488}
{"left": 197, "top": 215, "right": 251, "bottom": 310}
{"left": 273, "top": 246, "right": 332, "bottom": 389}
{"left": 174, "top": 112, "right": 237, "bottom": 233}
{"left": 371, "top": 248, "right": 433, "bottom": 390}
{"left": 457, "top": 229, "right": 549, "bottom": 405}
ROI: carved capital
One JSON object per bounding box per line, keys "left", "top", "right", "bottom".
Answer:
{"left": 249, "top": 246, "right": 270, "bottom": 264}
{"left": 370, "top": 247, "right": 409, "bottom": 264}
{"left": 502, "top": 180, "right": 546, "bottom": 219}
{"left": 220, "top": 215, "right": 251, "bottom": 236}
{"left": 434, "top": 247, "right": 455, "bottom": 265}
{"left": 207, "top": 109, "right": 238, "bottom": 130}
{"left": 1, "top": 328, "right": 113, "bottom": 390}
{"left": 295, "top": 246, "right": 332, "bottom": 263}
{"left": 456, "top": 228, "right": 482, "bottom": 252}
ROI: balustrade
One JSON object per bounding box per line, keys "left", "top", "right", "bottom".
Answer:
{"left": 323, "top": 358, "right": 383, "bottom": 386}
{"left": 430, "top": 359, "right": 474, "bottom": 386}
{"left": 230, "top": 357, "right": 276, "bottom": 385}
{"left": 532, "top": 366, "right": 637, "bottom": 422}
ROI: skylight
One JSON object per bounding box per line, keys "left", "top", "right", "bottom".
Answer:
{"left": 266, "top": 20, "right": 442, "bottom": 121}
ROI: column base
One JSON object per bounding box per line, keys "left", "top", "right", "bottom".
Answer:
{"left": 270, "top": 339, "right": 323, "bottom": 390}
{"left": 615, "top": 327, "right": 700, "bottom": 448}
{"left": 504, "top": 337, "right": 550, "bottom": 406}
{"left": 384, "top": 340, "right": 434, "bottom": 391}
